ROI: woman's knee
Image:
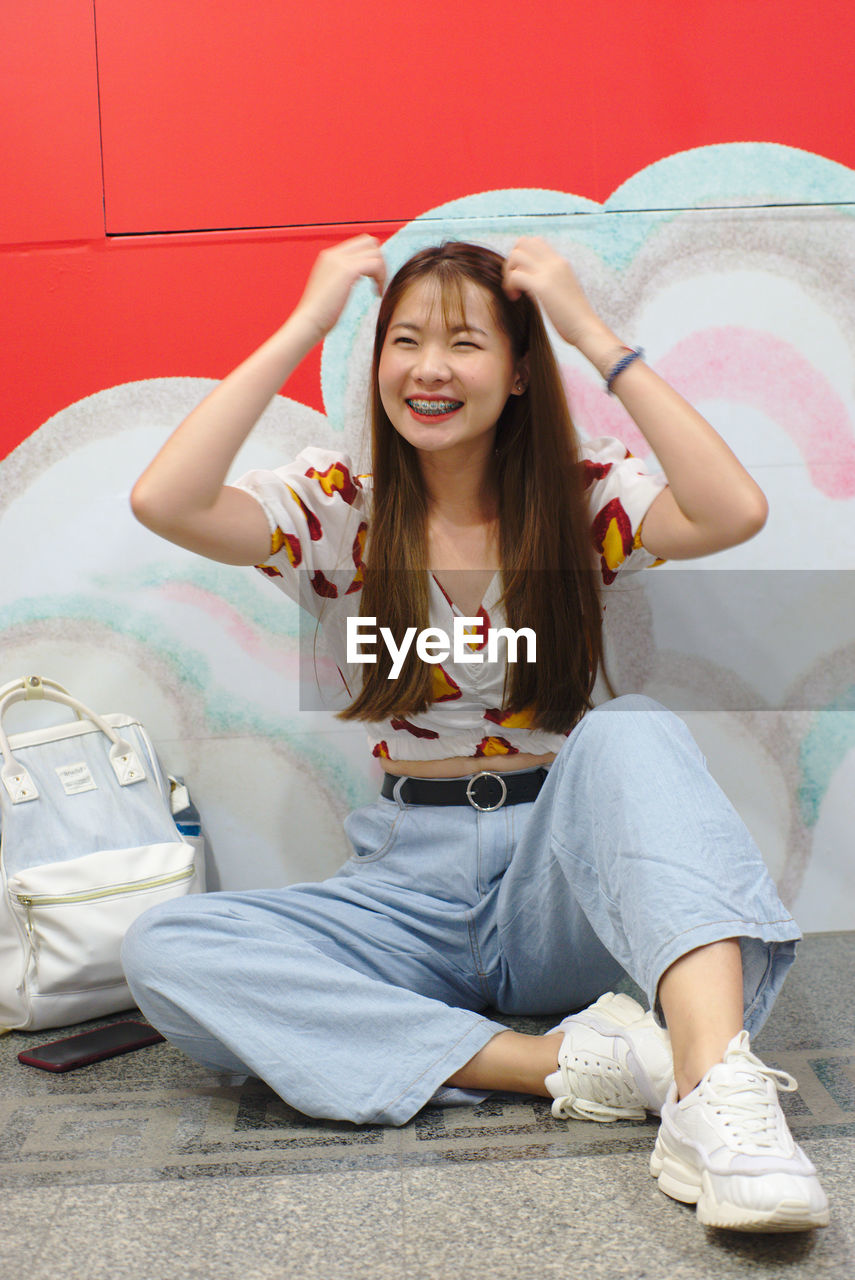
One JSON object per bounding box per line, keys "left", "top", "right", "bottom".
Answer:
{"left": 577, "top": 695, "right": 702, "bottom": 758}
{"left": 590, "top": 693, "right": 668, "bottom": 718}
{"left": 545, "top": 696, "right": 707, "bottom": 807}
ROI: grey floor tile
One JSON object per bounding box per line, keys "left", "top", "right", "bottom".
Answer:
{"left": 401, "top": 1147, "right": 854, "bottom": 1280}
{"left": 0, "top": 1188, "right": 66, "bottom": 1271}
{"left": 755, "top": 933, "right": 855, "bottom": 1053}
{"left": 20, "top": 1170, "right": 405, "bottom": 1280}
{"left": 3, "top": 933, "right": 854, "bottom": 1279}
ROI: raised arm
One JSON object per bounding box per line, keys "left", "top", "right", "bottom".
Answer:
{"left": 130, "top": 235, "right": 386, "bottom": 565}
{"left": 503, "top": 237, "right": 768, "bottom": 560}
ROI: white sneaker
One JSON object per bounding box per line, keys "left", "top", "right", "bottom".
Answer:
{"left": 650, "top": 1031, "right": 830, "bottom": 1231}
{"left": 545, "top": 992, "right": 674, "bottom": 1123}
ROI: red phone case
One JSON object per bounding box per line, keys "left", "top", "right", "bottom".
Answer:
{"left": 17, "top": 1021, "right": 165, "bottom": 1072}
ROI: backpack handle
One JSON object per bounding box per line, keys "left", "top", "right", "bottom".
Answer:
{"left": 0, "top": 677, "right": 146, "bottom": 805}
{"left": 0, "top": 675, "right": 76, "bottom": 705}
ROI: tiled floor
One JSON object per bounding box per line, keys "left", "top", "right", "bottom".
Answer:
{"left": 2, "top": 933, "right": 854, "bottom": 1279}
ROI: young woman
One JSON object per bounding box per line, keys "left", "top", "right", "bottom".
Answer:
{"left": 124, "top": 234, "right": 828, "bottom": 1232}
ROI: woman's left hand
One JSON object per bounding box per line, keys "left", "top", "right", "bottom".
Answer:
{"left": 504, "top": 242, "right": 769, "bottom": 561}
{"left": 503, "top": 236, "right": 607, "bottom": 350}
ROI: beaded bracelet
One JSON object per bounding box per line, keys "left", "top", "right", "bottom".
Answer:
{"left": 605, "top": 346, "right": 644, "bottom": 394}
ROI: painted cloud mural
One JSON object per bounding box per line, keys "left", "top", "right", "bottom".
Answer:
{"left": 1, "top": 144, "right": 854, "bottom": 926}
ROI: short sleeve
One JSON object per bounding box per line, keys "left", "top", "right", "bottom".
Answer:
{"left": 581, "top": 436, "right": 668, "bottom": 584}
{"left": 232, "top": 447, "right": 369, "bottom": 611}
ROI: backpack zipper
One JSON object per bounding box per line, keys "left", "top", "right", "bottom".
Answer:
{"left": 14, "top": 864, "right": 195, "bottom": 911}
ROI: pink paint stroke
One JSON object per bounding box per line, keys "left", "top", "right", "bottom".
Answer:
{"left": 155, "top": 581, "right": 342, "bottom": 685}
{"left": 563, "top": 327, "right": 855, "bottom": 500}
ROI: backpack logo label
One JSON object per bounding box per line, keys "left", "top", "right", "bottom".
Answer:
{"left": 56, "top": 762, "right": 98, "bottom": 796}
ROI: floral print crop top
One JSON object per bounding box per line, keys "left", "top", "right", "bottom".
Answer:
{"left": 234, "top": 438, "right": 666, "bottom": 762}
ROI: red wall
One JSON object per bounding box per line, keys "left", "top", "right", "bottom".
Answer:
{"left": 2, "top": 0, "right": 852, "bottom": 459}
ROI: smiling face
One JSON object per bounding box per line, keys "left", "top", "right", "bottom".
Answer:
{"left": 377, "top": 276, "right": 526, "bottom": 462}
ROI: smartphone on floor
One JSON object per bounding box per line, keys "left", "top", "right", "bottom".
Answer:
{"left": 17, "top": 1021, "right": 165, "bottom": 1072}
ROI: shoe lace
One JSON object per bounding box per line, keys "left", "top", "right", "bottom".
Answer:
{"left": 705, "top": 1047, "right": 798, "bottom": 1149}
{"left": 551, "top": 1052, "right": 646, "bottom": 1122}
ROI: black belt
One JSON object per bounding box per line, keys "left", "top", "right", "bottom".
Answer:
{"left": 381, "top": 767, "right": 549, "bottom": 811}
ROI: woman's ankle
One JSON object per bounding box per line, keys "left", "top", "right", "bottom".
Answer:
{"left": 445, "top": 1030, "right": 563, "bottom": 1096}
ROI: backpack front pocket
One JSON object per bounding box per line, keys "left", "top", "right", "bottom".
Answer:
{"left": 8, "top": 841, "right": 198, "bottom": 996}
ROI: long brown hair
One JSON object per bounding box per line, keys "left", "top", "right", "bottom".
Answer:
{"left": 338, "top": 241, "right": 605, "bottom": 733}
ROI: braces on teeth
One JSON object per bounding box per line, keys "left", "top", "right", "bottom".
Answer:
{"left": 407, "top": 399, "right": 462, "bottom": 415}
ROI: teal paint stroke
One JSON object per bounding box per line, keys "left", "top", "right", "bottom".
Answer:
{"left": 385, "top": 209, "right": 666, "bottom": 274}
{"left": 2, "top": 594, "right": 211, "bottom": 696}
{"left": 322, "top": 142, "right": 855, "bottom": 421}
{"left": 798, "top": 689, "right": 855, "bottom": 827}
{"left": 209, "top": 685, "right": 371, "bottom": 810}
{"left": 92, "top": 561, "right": 302, "bottom": 638}
{"left": 0, "top": 593, "right": 368, "bottom": 808}
{"left": 607, "top": 143, "right": 855, "bottom": 213}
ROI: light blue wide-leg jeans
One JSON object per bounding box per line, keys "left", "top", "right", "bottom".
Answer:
{"left": 121, "top": 696, "right": 800, "bottom": 1125}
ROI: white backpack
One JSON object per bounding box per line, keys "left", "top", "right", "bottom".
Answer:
{"left": 0, "top": 676, "right": 205, "bottom": 1033}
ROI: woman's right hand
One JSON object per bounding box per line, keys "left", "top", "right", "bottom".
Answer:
{"left": 131, "top": 236, "right": 387, "bottom": 566}
{"left": 294, "top": 235, "right": 387, "bottom": 341}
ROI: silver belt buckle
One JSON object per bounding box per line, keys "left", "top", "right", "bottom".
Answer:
{"left": 465, "top": 771, "right": 508, "bottom": 812}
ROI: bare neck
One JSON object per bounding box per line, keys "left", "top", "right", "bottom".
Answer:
{"left": 418, "top": 442, "right": 499, "bottom": 527}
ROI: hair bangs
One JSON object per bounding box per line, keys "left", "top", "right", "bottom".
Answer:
{"left": 401, "top": 260, "right": 504, "bottom": 344}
